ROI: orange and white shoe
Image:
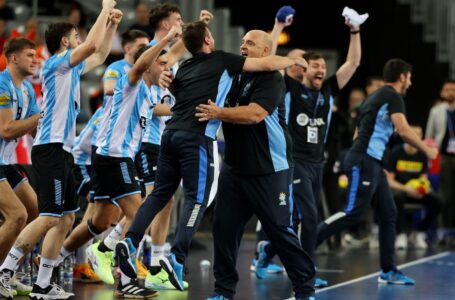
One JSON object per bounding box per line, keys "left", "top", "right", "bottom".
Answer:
{"left": 73, "top": 263, "right": 102, "bottom": 283}
{"left": 136, "top": 259, "right": 148, "bottom": 279}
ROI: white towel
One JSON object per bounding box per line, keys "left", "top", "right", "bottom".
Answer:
{"left": 342, "top": 6, "right": 369, "bottom": 28}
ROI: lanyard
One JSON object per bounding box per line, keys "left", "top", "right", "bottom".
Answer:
{"left": 301, "top": 84, "right": 323, "bottom": 118}
{"left": 448, "top": 110, "right": 455, "bottom": 137}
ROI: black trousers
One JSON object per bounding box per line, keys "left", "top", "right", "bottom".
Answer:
{"left": 393, "top": 191, "right": 442, "bottom": 233}
{"left": 317, "top": 151, "right": 397, "bottom": 272}
{"left": 127, "top": 130, "right": 214, "bottom": 263}
{"left": 293, "top": 161, "right": 324, "bottom": 258}
{"left": 213, "top": 165, "right": 315, "bottom": 299}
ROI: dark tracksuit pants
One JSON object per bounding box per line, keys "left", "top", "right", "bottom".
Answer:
{"left": 213, "top": 165, "right": 315, "bottom": 299}
{"left": 293, "top": 161, "right": 324, "bottom": 258}
{"left": 317, "top": 151, "right": 397, "bottom": 272}
{"left": 393, "top": 191, "right": 442, "bottom": 234}
{"left": 127, "top": 130, "right": 214, "bottom": 264}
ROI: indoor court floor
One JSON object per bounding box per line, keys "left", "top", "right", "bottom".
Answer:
{"left": 15, "top": 238, "right": 455, "bottom": 300}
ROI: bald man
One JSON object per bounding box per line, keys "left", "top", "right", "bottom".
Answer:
{"left": 196, "top": 29, "right": 315, "bottom": 300}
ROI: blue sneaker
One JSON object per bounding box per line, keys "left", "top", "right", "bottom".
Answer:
{"left": 206, "top": 294, "right": 231, "bottom": 300}
{"left": 378, "top": 269, "right": 415, "bottom": 285}
{"left": 250, "top": 259, "right": 284, "bottom": 274}
{"left": 159, "top": 253, "right": 184, "bottom": 291}
{"left": 115, "top": 238, "right": 137, "bottom": 279}
{"left": 255, "top": 241, "right": 270, "bottom": 279}
{"left": 315, "top": 277, "right": 328, "bottom": 288}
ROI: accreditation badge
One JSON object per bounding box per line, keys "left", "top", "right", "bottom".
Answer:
{"left": 447, "top": 137, "right": 455, "bottom": 154}
{"left": 307, "top": 126, "right": 318, "bottom": 144}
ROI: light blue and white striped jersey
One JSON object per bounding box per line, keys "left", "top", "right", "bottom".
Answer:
{"left": 96, "top": 59, "right": 132, "bottom": 149}
{"left": 142, "top": 85, "right": 174, "bottom": 145}
{"left": 72, "top": 107, "right": 104, "bottom": 166}
{"left": 0, "top": 69, "right": 39, "bottom": 165}
{"left": 34, "top": 49, "right": 86, "bottom": 152}
{"left": 97, "top": 74, "right": 154, "bottom": 159}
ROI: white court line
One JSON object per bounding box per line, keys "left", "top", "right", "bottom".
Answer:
{"left": 284, "top": 251, "right": 451, "bottom": 300}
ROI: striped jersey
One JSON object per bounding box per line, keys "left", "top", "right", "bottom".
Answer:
{"left": 97, "top": 74, "right": 154, "bottom": 159}
{"left": 0, "top": 69, "right": 39, "bottom": 165}
{"left": 96, "top": 59, "right": 132, "bottom": 148}
{"left": 34, "top": 49, "right": 86, "bottom": 152}
{"left": 72, "top": 107, "right": 104, "bottom": 165}
{"left": 142, "top": 85, "right": 175, "bottom": 145}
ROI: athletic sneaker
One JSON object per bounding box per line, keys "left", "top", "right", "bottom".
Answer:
{"left": 136, "top": 259, "right": 148, "bottom": 279}
{"left": 255, "top": 241, "right": 270, "bottom": 279}
{"left": 315, "top": 277, "right": 328, "bottom": 288}
{"left": 145, "top": 269, "right": 189, "bottom": 290}
{"left": 29, "top": 282, "right": 74, "bottom": 300}
{"left": 159, "top": 253, "right": 184, "bottom": 291}
{"left": 11, "top": 274, "right": 32, "bottom": 296}
{"left": 250, "top": 259, "right": 284, "bottom": 274}
{"left": 206, "top": 294, "right": 231, "bottom": 300}
{"left": 378, "top": 269, "right": 415, "bottom": 285}
{"left": 0, "top": 269, "right": 13, "bottom": 299}
{"left": 115, "top": 238, "right": 137, "bottom": 279}
{"left": 114, "top": 279, "right": 159, "bottom": 299}
{"left": 86, "top": 242, "right": 115, "bottom": 285}
{"left": 73, "top": 263, "right": 101, "bottom": 283}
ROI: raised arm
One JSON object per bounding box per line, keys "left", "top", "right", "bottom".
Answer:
{"left": 271, "top": 6, "right": 294, "bottom": 55}
{"left": 70, "top": 0, "right": 116, "bottom": 67}
{"left": 129, "top": 26, "right": 181, "bottom": 85}
{"left": 165, "top": 10, "right": 213, "bottom": 68}
{"left": 335, "top": 17, "right": 362, "bottom": 89}
{"left": 243, "top": 55, "right": 307, "bottom": 72}
{"left": 83, "top": 9, "right": 123, "bottom": 74}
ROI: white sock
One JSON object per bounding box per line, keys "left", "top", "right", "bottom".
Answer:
{"left": 55, "top": 247, "right": 72, "bottom": 266}
{"left": 104, "top": 223, "right": 123, "bottom": 251}
{"left": 76, "top": 239, "right": 92, "bottom": 265}
{"left": 120, "top": 271, "right": 131, "bottom": 285}
{"left": 0, "top": 247, "right": 24, "bottom": 272}
{"left": 136, "top": 238, "right": 145, "bottom": 260}
{"left": 151, "top": 244, "right": 165, "bottom": 267}
{"left": 36, "top": 257, "right": 57, "bottom": 289}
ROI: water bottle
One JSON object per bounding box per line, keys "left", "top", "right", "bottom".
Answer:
{"left": 164, "top": 242, "right": 171, "bottom": 257}
{"left": 63, "top": 256, "right": 73, "bottom": 285}
{"left": 143, "top": 240, "right": 152, "bottom": 267}
{"left": 22, "top": 254, "right": 32, "bottom": 287}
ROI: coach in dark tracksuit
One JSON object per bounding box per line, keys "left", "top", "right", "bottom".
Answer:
{"left": 117, "top": 21, "right": 308, "bottom": 291}
{"left": 196, "top": 29, "right": 315, "bottom": 300}
{"left": 316, "top": 59, "right": 438, "bottom": 285}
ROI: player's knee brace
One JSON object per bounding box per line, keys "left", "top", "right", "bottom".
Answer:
{"left": 87, "top": 218, "right": 103, "bottom": 237}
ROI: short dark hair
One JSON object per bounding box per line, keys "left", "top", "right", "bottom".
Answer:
{"left": 45, "top": 22, "right": 76, "bottom": 55}
{"left": 4, "top": 38, "right": 36, "bottom": 59}
{"left": 183, "top": 21, "right": 208, "bottom": 55}
{"left": 121, "top": 30, "right": 150, "bottom": 48}
{"left": 133, "top": 45, "right": 167, "bottom": 63}
{"left": 365, "top": 75, "right": 383, "bottom": 87}
{"left": 149, "top": 3, "right": 181, "bottom": 31}
{"left": 303, "top": 51, "right": 324, "bottom": 63}
{"left": 441, "top": 78, "right": 455, "bottom": 88}
{"left": 382, "top": 59, "right": 413, "bottom": 83}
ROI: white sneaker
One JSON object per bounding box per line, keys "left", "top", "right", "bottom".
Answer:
{"left": 413, "top": 232, "right": 428, "bottom": 249}
{"left": 29, "top": 283, "right": 74, "bottom": 300}
{"left": 11, "top": 274, "right": 32, "bottom": 295}
{"left": 0, "top": 269, "right": 13, "bottom": 299}
{"left": 395, "top": 233, "right": 408, "bottom": 249}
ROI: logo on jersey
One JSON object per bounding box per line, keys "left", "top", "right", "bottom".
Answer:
{"left": 140, "top": 116, "right": 147, "bottom": 129}
{"left": 241, "top": 82, "right": 253, "bottom": 96}
{"left": 0, "top": 94, "right": 10, "bottom": 105}
{"left": 104, "top": 69, "right": 119, "bottom": 79}
{"left": 296, "top": 113, "right": 325, "bottom": 127}
{"left": 279, "top": 192, "right": 287, "bottom": 206}
{"left": 161, "top": 94, "right": 172, "bottom": 104}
